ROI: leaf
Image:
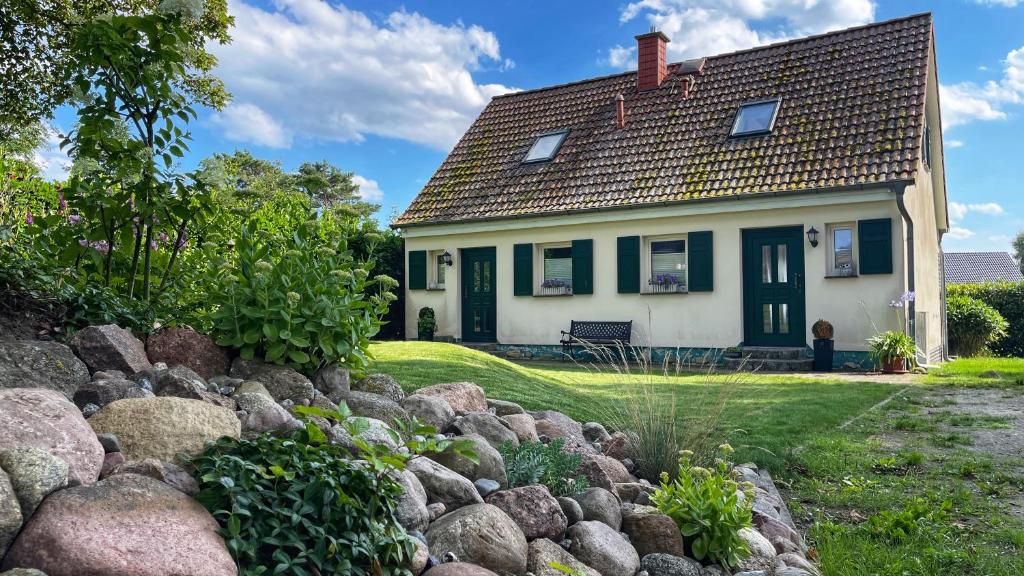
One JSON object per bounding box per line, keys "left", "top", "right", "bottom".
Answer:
{"left": 263, "top": 324, "right": 279, "bottom": 340}
{"left": 288, "top": 349, "right": 311, "bottom": 364}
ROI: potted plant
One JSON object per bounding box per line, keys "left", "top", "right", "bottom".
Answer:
{"left": 540, "top": 278, "right": 571, "bottom": 295}
{"left": 648, "top": 274, "right": 684, "bottom": 293}
{"left": 811, "top": 319, "right": 834, "bottom": 372}
{"left": 417, "top": 307, "right": 436, "bottom": 341}
{"left": 866, "top": 330, "right": 917, "bottom": 373}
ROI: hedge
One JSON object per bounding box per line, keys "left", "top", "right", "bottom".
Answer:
{"left": 947, "top": 281, "right": 1024, "bottom": 357}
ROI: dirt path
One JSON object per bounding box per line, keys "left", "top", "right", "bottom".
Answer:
{"left": 920, "top": 387, "right": 1024, "bottom": 460}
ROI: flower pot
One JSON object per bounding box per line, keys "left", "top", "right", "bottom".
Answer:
{"left": 881, "top": 356, "right": 907, "bottom": 374}
{"left": 813, "top": 338, "right": 834, "bottom": 372}
{"left": 418, "top": 329, "right": 434, "bottom": 341}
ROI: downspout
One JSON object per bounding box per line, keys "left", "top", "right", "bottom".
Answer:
{"left": 939, "top": 231, "right": 949, "bottom": 360}
{"left": 893, "top": 184, "right": 916, "bottom": 348}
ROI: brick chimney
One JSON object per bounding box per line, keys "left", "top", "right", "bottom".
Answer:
{"left": 635, "top": 28, "right": 670, "bottom": 91}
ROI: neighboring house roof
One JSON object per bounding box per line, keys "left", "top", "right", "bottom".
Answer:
{"left": 944, "top": 252, "right": 1023, "bottom": 284}
{"left": 396, "top": 13, "right": 934, "bottom": 227}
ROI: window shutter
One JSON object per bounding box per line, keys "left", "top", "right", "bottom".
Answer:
{"left": 687, "top": 231, "right": 714, "bottom": 291}
{"left": 617, "top": 236, "right": 640, "bottom": 294}
{"left": 513, "top": 243, "right": 533, "bottom": 296}
{"left": 858, "top": 218, "right": 893, "bottom": 274}
{"left": 408, "top": 250, "right": 427, "bottom": 290}
{"left": 571, "top": 239, "right": 594, "bottom": 295}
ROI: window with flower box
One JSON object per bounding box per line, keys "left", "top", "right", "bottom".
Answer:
{"left": 648, "top": 238, "right": 687, "bottom": 292}
{"left": 541, "top": 245, "right": 573, "bottom": 295}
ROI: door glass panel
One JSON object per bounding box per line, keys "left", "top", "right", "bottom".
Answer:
{"left": 473, "top": 309, "right": 481, "bottom": 333}
{"left": 762, "top": 304, "right": 774, "bottom": 334}
{"left": 473, "top": 262, "right": 481, "bottom": 292}
{"left": 483, "top": 261, "right": 491, "bottom": 292}
{"left": 779, "top": 303, "right": 789, "bottom": 334}
{"left": 761, "top": 245, "right": 772, "bottom": 283}
{"left": 777, "top": 244, "right": 788, "bottom": 283}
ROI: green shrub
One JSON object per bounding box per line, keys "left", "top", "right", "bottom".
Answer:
{"left": 947, "top": 294, "right": 1009, "bottom": 357}
{"left": 498, "top": 439, "right": 589, "bottom": 497}
{"left": 866, "top": 330, "right": 917, "bottom": 365}
{"left": 206, "top": 218, "right": 397, "bottom": 373}
{"left": 947, "top": 282, "right": 1021, "bottom": 357}
{"left": 651, "top": 445, "right": 754, "bottom": 569}
{"left": 866, "top": 497, "right": 951, "bottom": 542}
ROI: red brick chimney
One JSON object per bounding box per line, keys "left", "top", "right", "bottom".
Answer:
{"left": 635, "top": 28, "right": 670, "bottom": 91}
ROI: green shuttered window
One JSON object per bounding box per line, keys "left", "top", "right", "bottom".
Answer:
{"left": 617, "top": 236, "right": 641, "bottom": 293}
{"left": 408, "top": 250, "right": 427, "bottom": 290}
{"left": 687, "top": 231, "right": 714, "bottom": 291}
{"left": 858, "top": 218, "right": 893, "bottom": 275}
{"left": 571, "top": 239, "right": 593, "bottom": 295}
{"left": 513, "top": 243, "right": 533, "bottom": 296}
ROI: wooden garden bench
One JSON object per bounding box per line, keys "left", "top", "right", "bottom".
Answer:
{"left": 559, "top": 320, "right": 633, "bottom": 360}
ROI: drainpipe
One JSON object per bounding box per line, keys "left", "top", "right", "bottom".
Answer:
{"left": 893, "top": 183, "right": 916, "bottom": 343}
{"left": 939, "top": 232, "right": 949, "bottom": 360}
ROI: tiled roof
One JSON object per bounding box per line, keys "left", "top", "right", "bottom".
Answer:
{"left": 944, "top": 252, "right": 1023, "bottom": 284}
{"left": 396, "top": 13, "right": 934, "bottom": 227}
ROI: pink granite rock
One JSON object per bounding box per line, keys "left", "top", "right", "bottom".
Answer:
{"left": 146, "top": 327, "right": 230, "bottom": 380}
{"left": 414, "top": 382, "right": 487, "bottom": 414}
{"left": 0, "top": 388, "right": 104, "bottom": 485}
{"left": 70, "top": 325, "right": 151, "bottom": 375}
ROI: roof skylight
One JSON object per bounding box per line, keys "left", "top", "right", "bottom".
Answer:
{"left": 523, "top": 130, "right": 568, "bottom": 163}
{"left": 730, "top": 99, "right": 781, "bottom": 137}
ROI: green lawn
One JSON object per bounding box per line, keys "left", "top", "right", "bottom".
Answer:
{"left": 923, "top": 356, "right": 1024, "bottom": 388}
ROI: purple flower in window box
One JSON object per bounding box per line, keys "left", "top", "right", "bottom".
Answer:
{"left": 649, "top": 274, "right": 680, "bottom": 287}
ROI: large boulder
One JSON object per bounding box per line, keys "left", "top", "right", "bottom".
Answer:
{"left": 487, "top": 398, "right": 525, "bottom": 416}
{"left": 415, "top": 382, "right": 487, "bottom": 414}
{"left": 423, "top": 565, "right": 499, "bottom": 576}
{"left": 428, "top": 434, "right": 507, "bottom": 488}
{"left": 344, "top": 390, "right": 409, "bottom": 425}
{"left": 403, "top": 394, "right": 456, "bottom": 431}
{"left": 156, "top": 365, "right": 235, "bottom": 410}
{"left": 0, "top": 447, "right": 69, "bottom": 519}
{"left": 69, "top": 324, "right": 151, "bottom": 374}
{"left": 87, "top": 397, "right": 240, "bottom": 462}
{"left": 557, "top": 496, "right": 584, "bottom": 526}
{"left": 425, "top": 503, "right": 528, "bottom": 576}
{"left": 109, "top": 458, "right": 200, "bottom": 496}
{"left": 0, "top": 388, "right": 104, "bottom": 485}
{"left": 0, "top": 467, "right": 22, "bottom": 557}
{"left": 312, "top": 364, "right": 350, "bottom": 403}
{"left": 486, "top": 485, "right": 567, "bottom": 541}
{"left": 501, "top": 414, "right": 540, "bottom": 443}
{"left": 531, "top": 410, "right": 585, "bottom": 444}
{"left": 641, "top": 553, "right": 706, "bottom": 576}
{"left": 352, "top": 373, "right": 405, "bottom": 402}
{"left": 578, "top": 453, "right": 631, "bottom": 492}
{"left": 329, "top": 417, "right": 400, "bottom": 452}
{"left": 407, "top": 457, "right": 483, "bottom": 513}
{"left": 0, "top": 340, "right": 90, "bottom": 398}
{"left": 145, "top": 327, "right": 229, "bottom": 380}
{"left": 621, "top": 504, "right": 685, "bottom": 557}
{"left": 566, "top": 520, "right": 640, "bottom": 576}
{"left": 602, "top": 431, "right": 632, "bottom": 461}
{"left": 1, "top": 473, "right": 235, "bottom": 576}
{"left": 229, "top": 357, "right": 314, "bottom": 404}
{"left": 452, "top": 412, "right": 519, "bottom": 449}
{"left": 72, "top": 378, "right": 138, "bottom": 409}
{"left": 391, "top": 468, "right": 430, "bottom": 532}
{"left": 573, "top": 487, "right": 622, "bottom": 531}
{"left": 582, "top": 422, "right": 611, "bottom": 443}
{"left": 235, "top": 393, "right": 300, "bottom": 435}
{"left": 526, "top": 538, "right": 601, "bottom": 576}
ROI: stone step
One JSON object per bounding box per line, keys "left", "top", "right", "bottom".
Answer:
{"left": 460, "top": 342, "right": 498, "bottom": 353}
{"left": 721, "top": 357, "right": 815, "bottom": 372}
{"left": 735, "top": 346, "right": 809, "bottom": 360}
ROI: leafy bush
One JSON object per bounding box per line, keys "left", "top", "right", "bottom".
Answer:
{"left": 947, "top": 282, "right": 1022, "bottom": 357}
{"left": 651, "top": 445, "right": 754, "bottom": 569}
{"left": 206, "top": 217, "right": 397, "bottom": 373}
{"left": 946, "top": 294, "right": 1008, "bottom": 357}
{"left": 866, "top": 330, "right": 917, "bottom": 364}
{"left": 866, "top": 497, "right": 951, "bottom": 542}
{"left": 498, "top": 439, "right": 589, "bottom": 497}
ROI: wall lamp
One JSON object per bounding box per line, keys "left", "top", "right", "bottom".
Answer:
{"left": 442, "top": 250, "right": 453, "bottom": 266}
{"left": 806, "top": 226, "right": 820, "bottom": 248}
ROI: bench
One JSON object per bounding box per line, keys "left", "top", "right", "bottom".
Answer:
{"left": 560, "top": 320, "right": 633, "bottom": 361}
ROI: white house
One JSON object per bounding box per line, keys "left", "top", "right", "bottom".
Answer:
{"left": 394, "top": 13, "right": 949, "bottom": 368}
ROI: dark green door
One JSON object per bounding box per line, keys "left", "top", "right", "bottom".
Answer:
{"left": 461, "top": 247, "right": 497, "bottom": 343}
{"left": 742, "top": 227, "right": 806, "bottom": 347}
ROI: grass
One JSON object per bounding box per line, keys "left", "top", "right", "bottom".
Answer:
{"left": 924, "top": 357, "right": 1024, "bottom": 388}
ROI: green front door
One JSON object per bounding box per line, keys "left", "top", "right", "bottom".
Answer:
{"left": 742, "top": 227, "right": 806, "bottom": 347}
{"left": 461, "top": 247, "right": 497, "bottom": 343}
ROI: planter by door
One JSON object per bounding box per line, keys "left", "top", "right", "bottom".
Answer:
{"left": 813, "top": 339, "right": 834, "bottom": 371}
{"left": 882, "top": 357, "right": 907, "bottom": 374}
{"left": 742, "top": 227, "right": 806, "bottom": 347}
{"left": 461, "top": 247, "right": 497, "bottom": 343}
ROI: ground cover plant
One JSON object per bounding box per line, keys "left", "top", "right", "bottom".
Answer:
{"left": 498, "top": 438, "right": 588, "bottom": 496}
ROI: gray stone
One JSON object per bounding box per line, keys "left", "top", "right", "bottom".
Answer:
{"left": 557, "top": 496, "right": 584, "bottom": 526}
{"left": 578, "top": 453, "right": 631, "bottom": 492}
{"left": 774, "top": 553, "right": 821, "bottom": 576}
{"left": 0, "top": 569, "right": 48, "bottom": 576}
{"left": 453, "top": 412, "right": 519, "bottom": 449}
{"left": 566, "top": 520, "right": 640, "bottom": 576}
{"left": 0, "top": 467, "right": 23, "bottom": 557}
{"left": 526, "top": 538, "right": 600, "bottom": 576}
{"left": 621, "top": 504, "right": 684, "bottom": 557}
{"left": 122, "top": 387, "right": 154, "bottom": 400}
{"left": 739, "top": 527, "right": 776, "bottom": 559}
{"left": 0, "top": 340, "right": 90, "bottom": 399}
{"left": 422, "top": 565, "right": 499, "bottom": 576}
{"left": 110, "top": 458, "right": 199, "bottom": 496}
{"left": 72, "top": 378, "right": 137, "bottom": 409}
{"left": 240, "top": 399, "right": 301, "bottom": 435}
{"left": 232, "top": 380, "right": 271, "bottom": 397}
{"left": 415, "top": 382, "right": 487, "bottom": 414}
{"left": 407, "top": 457, "right": 483, "bottom": 513}
{"left": 403, "top": 394, "right": 456, "bottom": 432}
{"left": 392, "top": 468, "right": 429, "bottom": 533}
{"left": 428, "top": 434, "right": 508, "bottom": 488}
{"left": 156, "top": 365, "right": 208, "bottom": 396}
{"left": 501, "top": 414, "right": 540, "bottom": 443}
{"left": 475, "top": 478, "right": 500, "bottom": 498}
{"left": 344, "top": 390, "right": 409, "bottom": 425}
{"left": 487, "top": 399, "right": 525, "bottom": 416}
{"left": 641, "top": 553, "right": 706, "bottom": 576}
{"left": 353, "top": 373, "right": 405, "bottom": 402}
{"left": 425, "top": 503, "right": 528, "bottom": 576}
{"left": 486, "top": 485, "right": 567, "bottom": 541}
{"left": 81, "top": 403, "right": 100, "bottom": 417}
{"left": 95, "top": 433, "right": 120, "bottom": 454}
{"left": 582, "top": 422, "right": 611, "bottom": 443}
{"left": 69, "top": 324, "right": 151, "bottom": 375}
{"left": 427, "top": 502, "right": 446, "bottom": 521}
{"left": 0, "top": 447, "right": 69, "bottom": 519}
{"left": 229, "top": 357, "right": 314, "bottom": 404}
{"left": 312, "top": 364, "right": 350, "bottom": 403}
{"left": 573, "top": 487, "right": 622, "bottom": 531}
{"left": 616, "top": 481, "right": 654, "bottom": 504}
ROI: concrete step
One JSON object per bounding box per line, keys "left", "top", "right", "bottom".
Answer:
{"left": 460, "top": 342, "right": 498, "bottom": 353}
{"left": 722, "top": 357, "right": 814, "bottom": 372}
{"left": 734, "top": 346, "right": 809, "bottom": 360}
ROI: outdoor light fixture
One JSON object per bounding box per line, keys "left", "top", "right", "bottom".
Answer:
{"left": 806, "top": 226, "right": 820, "bottom": 248}
{"left": 442, "top": 251, "right": 453, "bottom": 266}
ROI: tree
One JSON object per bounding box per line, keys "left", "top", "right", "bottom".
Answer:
{"left": 0, "top": 0, "right": 232, "bottom": 146}
{"left": 294, "top": 160, "right": 379, "bottom": 218}
{"left": 1013, "top": 231, "right": 1024, "bottom": 275}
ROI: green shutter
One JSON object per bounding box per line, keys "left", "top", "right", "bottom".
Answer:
{"left": 688, "top": 231, "right": 714, "bottom": 291}
{"left": 513, "top": 243, "right": 533, "bottom": 296}
{"left": 858, "top": 218, "right": 893, "bottom": 275}
{"left": 571, "top": 239, "right": 594, "bottom": 295}
{"left": 408, "top": 250, "right": 427, "bottom": 290}
{"left": 617, "top": 236, "right": 640, "bottom": 294}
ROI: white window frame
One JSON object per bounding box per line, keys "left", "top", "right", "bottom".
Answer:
{"left": 427, "top": 249, "right": 447, "bottom": 290}
{"left": 536, "top": 242, "right": 573, "bottom": 295}
{"left": 826, "top": 222, "right": 858, "bottom": 277}
{"left": 643, "top": 234, "right": 688, "bottom": 293}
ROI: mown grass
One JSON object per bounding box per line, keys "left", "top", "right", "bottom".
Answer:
{"left": 924, "top": 356, "right": 1024, "bottom": 388}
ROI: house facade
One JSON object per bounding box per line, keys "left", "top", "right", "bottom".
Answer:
{"left": 395, "top": 14, "right": 949, "bottom": 367}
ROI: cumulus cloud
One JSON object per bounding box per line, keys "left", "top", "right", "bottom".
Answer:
{"left": 32, "top": 125, "right": 71, "bottom": 181}
{"left": 972, "top": 0, "right": 1022, "bottom": 6}
{"left": 607, "top": 0, "right": 874, "bottom": 66}
{"left": 945, "top": 139, "right": 965, "bottom": 148}
{"left": 209, "top": 0, "right": 516, "bottom": 151}
{"left": 946, "top": 227, "right": 976, "bottom": 240}
{"left": 941, "top": 45, "right": 1024, "bottom": 129}
{"left": 352, "top": 174, "right": 384, "bottom": 202}
{"left": 948, "top": 201, "right": 1006, "bottom": 223}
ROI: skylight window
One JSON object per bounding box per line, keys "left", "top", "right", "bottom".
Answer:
{"left": 523, "top": 130, "right": 568, "bottom": 163}
{"left": 730, "top": 99, "right": 781, "bottom": 137}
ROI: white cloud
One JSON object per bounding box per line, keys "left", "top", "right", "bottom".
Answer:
{"left": 948, "top": 201, "right": 1006, "bottom": 223}
{"left": 949, "top": 202, "right": 968, "bottom": 222}
{"left": 945, "top": 139, "right": 964, "bottom": 148}
{"left": 941, "top": 45, "right": 1024, "bottom": 129}
{"left": 209, "top": 0, "right": 515, "bottom": 151}
{"left": 609, "top": 0, "right": 874, "bottom": 65}
{"left": 32, "top": 125, "right": 71, "bottom": 181}
{"left": 989, "top": 234, "right": 1013, "bottom": 243}
{"left": 352, "top": 174, "right": 384, "bottom": 202}
{"left": 947, "top": 226, "right": 976, "bottom": 240}
{"left": 972, "top": 0, "right": 1022, "bottom": 6}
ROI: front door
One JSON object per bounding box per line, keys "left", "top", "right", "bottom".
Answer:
{"left": 461, "top": 247, "right": 497, "bottom": 342}
{"left": 742, "top": 227, "right": 806, "bottom": 347}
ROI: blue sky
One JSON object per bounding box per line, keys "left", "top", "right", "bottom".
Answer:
{"left": 37, "top": 0, "right": 1024, "bottom": 251}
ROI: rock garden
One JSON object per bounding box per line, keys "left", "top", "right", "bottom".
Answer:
{"left": 0, "top": 324, "right": 820, "bottom": 576}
